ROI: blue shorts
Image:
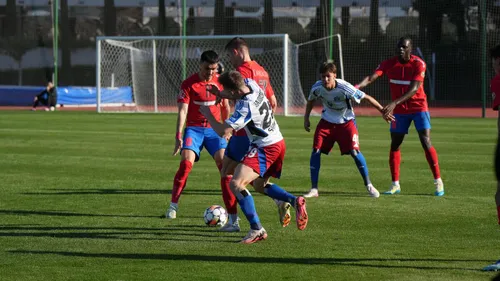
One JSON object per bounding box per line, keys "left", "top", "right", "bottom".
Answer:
{"left": 182, "top": 127, "right": 227, "bottom": 162}
{"left": 225, "top": 135, "right": 250, "bottom": 162}
{"left": 390, "top": 112, "right": 431, "bottom": 134}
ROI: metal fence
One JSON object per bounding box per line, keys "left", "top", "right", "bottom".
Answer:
{"left": 0, "top": 0, "right": 498, "bottom": 112}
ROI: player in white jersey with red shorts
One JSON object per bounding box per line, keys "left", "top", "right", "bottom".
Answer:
{"left": 200, "top": 71, "right": 308, "bottom": 244}
{"left": 303, "top": 61, "right": 393, "bottom": 198}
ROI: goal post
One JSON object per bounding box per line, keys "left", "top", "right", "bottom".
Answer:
{"left": 96, "top": 34, "right": 344, "bottom": 116}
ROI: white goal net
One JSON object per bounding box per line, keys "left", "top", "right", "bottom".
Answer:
{"left": 96, "top": 34, "right": 343, "bottom": 116}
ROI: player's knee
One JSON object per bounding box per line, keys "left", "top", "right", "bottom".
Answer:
{"left": 349, "top": 150, "right": 359, "bottom": 157}
{"left": 230, "top": 177, "right": 247, "bottom": 194}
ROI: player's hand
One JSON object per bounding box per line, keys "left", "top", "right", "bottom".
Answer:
{"left": 173, "top": 138, "right": 182, "bottom": 156}
{"left": 199, "top": 105, "right": 212, "bottom": 117}
{"left": 206, "top": 84, "right": 221, "bottom": 97}
{"left": 304, "top": 119, "right": 311, "bottom": 132}
{"left": 383, "top": 113, "right": 395, "bottom": 123}
{"left": 382, "top": 102, "right": 396, "bottom": 116}
{"left": 222, "top": 133, "right": 231, "bottom": 142}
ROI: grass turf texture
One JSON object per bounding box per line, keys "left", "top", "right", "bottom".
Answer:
{"left": 0, "top": 111, "right": 498, "bottom": 281}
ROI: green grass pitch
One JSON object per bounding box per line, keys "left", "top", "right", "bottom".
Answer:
{"left": 0, "top": 111, "right": 498, "bottom": 281}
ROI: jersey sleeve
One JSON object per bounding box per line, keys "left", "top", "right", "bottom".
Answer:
{"left": 308, "top": 81, "right": 322, "bottom": 101}
{"left": 339, "top": 80, "right": 365, "bottom": 104}
{"left": 225, "top": 100, "right": 251, "bottom": 131}
{"left": 177, "top": 81, "right": 190, "bottom": 104}
{"left": 374, "top": 60, "right": 389, "bottom": 77}
{"left": 492, "top": 78, "right": 500, "bottom": 111}
{"left": 411, "top": 60, "right": 426, "bottom": 82}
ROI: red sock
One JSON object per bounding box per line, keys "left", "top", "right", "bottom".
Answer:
{"left": 424, "top": 146, "right": 441, "bottom": 179}
{"left": 389, "top": 150, "right": 401, "bottom": 182}
{"left": 171, "top": 160, "right": 193, "bottom": 203}
{"left": 216, "top": 163, "right": 238, "bottom": 214}
{"left": 221, "top": 176, "right": 238, "bottom": 214}
{"left": 497, "top": 206, "right": 500, "bottom": 225}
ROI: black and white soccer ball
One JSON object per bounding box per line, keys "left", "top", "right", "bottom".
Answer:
{"left": 203, "top": 205, "right": 228, "bottom": 227}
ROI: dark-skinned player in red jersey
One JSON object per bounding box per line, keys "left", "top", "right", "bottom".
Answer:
{"left": 356, "top": 36, "right": 444, "bottom": 196}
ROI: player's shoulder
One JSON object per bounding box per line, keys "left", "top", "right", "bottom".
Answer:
{"left": 411, "top": 55, "right": 426, "bottom": 67}
{"left": 311, "top": 80, "right": 323, "bottom": 91}
{"left": 181, "top": 73, "right": 199, "bottom": 87}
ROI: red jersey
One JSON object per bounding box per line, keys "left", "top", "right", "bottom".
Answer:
{"left": 375, "top": 55, "right": 428, "bottom": 114}
{"left": 177, "top": 73, "right": 223, "bottom": 128}
{"left": 491, "top": 74, "right": 500, "bottom": 110}
{"left": 237, "top": 61, "right": 275, "bottom": 100}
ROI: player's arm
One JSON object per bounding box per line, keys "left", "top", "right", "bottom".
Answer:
{"left": 304, "top": 86, "right": 319, "bottom": 132}
{"left": 356, "top": 73, "right": 380, "bottom": 89}
{"left": 304, "top": 100, "right": 314, "bottom": 132}
{"left": 199, "top": 105, "right": 233, "bottom": 137}
{"left": 173, "top": 102, "right": 188, "bottom": 156}
{"left": 220, "top": 98, "right": 230, "bottom": 121}
{"left": 382, "top": 80, "right": 421, "bottom": 117}
{"left": 362, "top": 94, "right": 394, "bottom": 123}
{"left": 268, "top": 94, "right": 277, "bottom": 112}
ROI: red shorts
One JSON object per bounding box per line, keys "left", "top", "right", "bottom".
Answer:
{"left": 241, "top": 139, "right": 285, "bottom": 179}
{"left": 313, "top": 119, "right": 359, "bottom": 155}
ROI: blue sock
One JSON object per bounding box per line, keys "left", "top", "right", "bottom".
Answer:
{"left": 236, "top": 189, "right": 262, "bottom": 230}
{"left": 310, "top": 149, "right": 321, "bottom": 189}
{"left": 351, "top": 150, "right": 371, "bottom": 186}
{"left": 264, "top": 183, "right": 296, "bottom": 205}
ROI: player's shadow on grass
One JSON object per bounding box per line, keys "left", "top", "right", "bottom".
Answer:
{"left": 8, "top": 250, "right": 489, "bottom": 271}
{"left": 0, "top": 226, "right": 240, "bottom": 243}
{"left": 22, "top": 188, "right": 223, "bottom": 196}
{"left": 0, "top": 209, "right": 158, "bottom": 218}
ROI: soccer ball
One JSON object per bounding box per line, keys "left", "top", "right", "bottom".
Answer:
{"left": 203, "top": 205, "right": 228, "bottom": 227}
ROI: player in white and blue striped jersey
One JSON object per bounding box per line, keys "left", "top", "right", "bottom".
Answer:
{"left": 303, "top": 61, "right": 394, "bottom": 198}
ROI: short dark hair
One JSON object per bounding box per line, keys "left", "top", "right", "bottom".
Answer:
{"left": 398, "top": 36, "right": 413, "bottom": 46}
{"left": 491, "top": 44, "right": 500, "bottom": 59}
{"left": 225, "top": 37, "right": 248, "bottom": 51}
{"left": 218, "top": 71, "right": 244, "bottom": 92}
{"left": 200, "top": 50, "right": 219, "bottom": 64}
{"left": 319, "top": 61, "right": 337, "bottom": 74}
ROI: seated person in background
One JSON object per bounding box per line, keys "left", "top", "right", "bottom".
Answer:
{"left": 32, "top": 82, "right": 56, "bottom": 111}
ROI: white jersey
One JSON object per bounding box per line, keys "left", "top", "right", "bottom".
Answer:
{"left": 226, "top": 78, "right": 283, "bottom": 147}
{"left": 308, "top": 79, "right": 365, "bottom": 124}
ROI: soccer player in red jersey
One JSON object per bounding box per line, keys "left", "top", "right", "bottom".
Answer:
{"left": 215, "top": 37, "right": 291, "bottom": 232}
{"left": 165, "top": 50, "right": 237, "bottom": 219}
{"left": 482, "top": 44, "right": 500, "bottom": 272}
{"left": 356, "top": 36, "right": 444, "bottom": 196}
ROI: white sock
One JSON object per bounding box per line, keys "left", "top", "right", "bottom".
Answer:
{"left": 392, "top": 181, "right": 400, "bottom": 186}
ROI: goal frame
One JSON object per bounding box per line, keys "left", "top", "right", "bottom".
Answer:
{"left": 96, "top": 34, "right": 292, "bottom": 114}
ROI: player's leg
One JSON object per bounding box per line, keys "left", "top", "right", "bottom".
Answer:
{"left": 384, "top": 114, "right": 410, "bottom": 194}
{"left": 166, "top": 127, "right": 202, "bottom": 219}
{"left": 337, "top": 120, "right": 379, "bottom": 198}
{"left": 231, "top": 163, "right": 267, "bottom": 244}
{"left": 415, "top": 111, "right": 443, "bottom": 196}
{"left": 305, "top": 119, "right": 334, "bottom": 198}
{"left": 248, "top": 140, "right": 308, "bottom": 230}
{"left": 204, "top": 129, "right": 239, "bottom": 230}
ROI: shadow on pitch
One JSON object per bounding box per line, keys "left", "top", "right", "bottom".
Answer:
{"left": 8, "top": 250, "right": 489, "bottom": 271}
{"left": 0, "top": 209, "right": 158, "bottom": 218}
{"left": 22, "top": 188, "right": 223, "bottom": 196}
{"left": 0, "top": 225, "right": 240, "bottom": 243}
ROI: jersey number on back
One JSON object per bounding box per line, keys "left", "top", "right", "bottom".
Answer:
{"left": 259, "top": 101, "right": 273, "bottom": 130}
